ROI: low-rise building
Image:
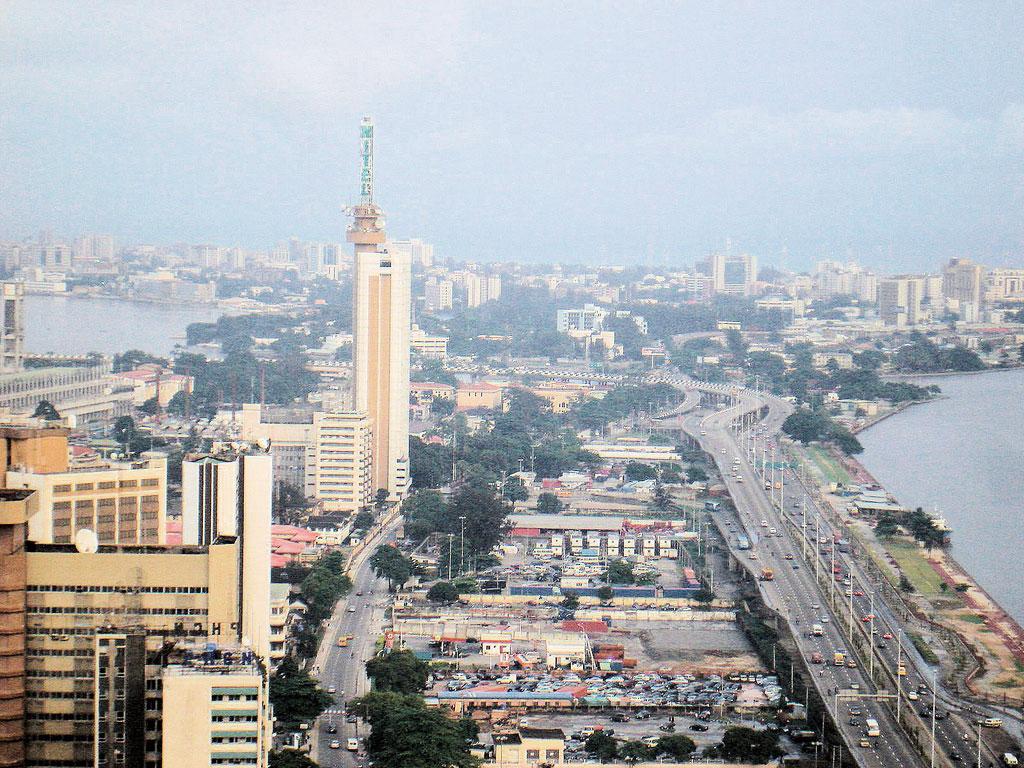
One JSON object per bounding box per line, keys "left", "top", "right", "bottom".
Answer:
{"left": 457, "top": 382, "right": 504, "bottom": 411}
{"left": 492, "top": 727, "right": 565, "bottom": 768}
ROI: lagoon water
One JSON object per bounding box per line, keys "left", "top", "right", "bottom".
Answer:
{"left": 24, "top": 294, "right": 220, "bottom": 357}
{"left": 858, "top": 367, "right": 1024, "bottom": 623}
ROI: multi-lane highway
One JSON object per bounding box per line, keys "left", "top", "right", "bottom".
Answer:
{"left": 686, "top": 393, "right": 929, "bottom": 768}
{"left": 311, "top": 515, "right": 402, "bottom": 767}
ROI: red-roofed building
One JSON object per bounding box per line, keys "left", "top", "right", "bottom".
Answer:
{"left": 113, "top": 365, "right": 192, "bottom": 406}
{"left": 456, "top": 381, "right": 505, "bottom": 412}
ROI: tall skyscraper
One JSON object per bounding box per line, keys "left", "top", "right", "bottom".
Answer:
{"left": 878, "top": 275, "right": 928, "bottom": 326}
{"left": 348, "top": 117, "right": 411, "bottom": 499}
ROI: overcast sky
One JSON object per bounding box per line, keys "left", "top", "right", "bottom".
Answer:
{"left": 2, "top": 2, "right": 1023, "bottom": 271}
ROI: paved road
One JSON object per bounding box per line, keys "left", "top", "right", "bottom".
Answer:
{"left": 312, "top": 516, "right": 402, "bottom": 767}
{"left": 686, "top": 393, "right": 927, "bottom": 768}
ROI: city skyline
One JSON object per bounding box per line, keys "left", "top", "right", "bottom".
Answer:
{"left": 2, "top": 3, "right": 1024, "bottom": 270}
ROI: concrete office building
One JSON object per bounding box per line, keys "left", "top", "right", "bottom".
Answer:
{"left": 6, "top": 448, "right": 168, "bottom": 546}
{"left": 0, "top": 434, "right": 272, "bottom": 768}
{"left": 348, "top": 117, "right": 410, "bottom": 500}
{"left": 878, "top": 275, "right": 928, "bottom": 326}
{"left": 181, "top": 451, "right": 272, "bottom": 661}
{"left": 410, "top": 324, "right": 449, "bottom": 358}
{"left": 556, "top": 304, "right": 607, "bottom": 334}
{"left": 985, "top": 268, "right": 1024, "bottom": 303}
{"left": 235, "top": 403, "right": 316, "bottom": 496}
{"left": 0, "top": 282, "right": 24, "bottom": 373}
{"left": 160, "top": 647, "right": 273, "bottom": 768}
{"left": 943, "top": 258, "right": 984, "bottom": 308}
{"left": 0, "top": 360, "right": 133, "bottom": 425}
{"left": 709, "top": 252, "right": 758, "bottom": 296}
{"left": 312, "top": 410, "right": 373, "bottom": 512}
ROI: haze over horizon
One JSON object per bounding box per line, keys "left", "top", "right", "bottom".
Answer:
{"left": 2, "top": 1, "right": 1023, "bottom": 271}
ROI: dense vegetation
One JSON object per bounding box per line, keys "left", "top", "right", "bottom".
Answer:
{"left": 893, "top": 332, "right": 985, "bottom": 373}
{"left": 268, "top": 656, "right": 332, "bottom": 730}
{"left": 782, "top": 409, "right": 863, "bottom": 455}
{"left": 350, "top": 691, "right": 480, "bottom": 768}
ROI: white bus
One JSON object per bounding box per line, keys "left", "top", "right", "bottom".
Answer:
{"left": 864, "top": 719, "right": 880, "bottom": 738}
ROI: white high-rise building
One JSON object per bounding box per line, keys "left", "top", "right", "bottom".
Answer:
{"left": 389, "top": 238, "right": 434, "bottom": 268}
{"left": 181, "top": 451, "right": 272, "bottom": 661}
{"left": 424, "top": 276, "right": 454, "bottom": 312}
{"left": 348, "top": 117, "right": 411, "bottom": 500}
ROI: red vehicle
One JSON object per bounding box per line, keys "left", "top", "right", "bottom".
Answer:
{"left": 882, "top": 632, "right": 893, "bottom": 640}
{"left": 853, "top": 590, "right": 865, "bottom": 597}
{"left": 861, "top": 614, "right": 875, "bottom": 622}
{"left": 810, "top": 652, "right": 824, "bottom": 664}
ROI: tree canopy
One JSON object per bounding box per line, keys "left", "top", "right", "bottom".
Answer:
{"left": 268, "top": 657, "right": 332, "bottom": 730}
{"left": 351, "top": 692, "right": 480, "bottom": 768}
{"left": 364, "top": 650, "right": 430, "bottom": 695}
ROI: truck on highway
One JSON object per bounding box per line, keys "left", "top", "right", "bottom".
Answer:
{"left": 811, "top": 624, "right": 823, "bottom": 636}
{"left": 833, "top": 651, "right": 846, "bottom": 666}
{"left": 759, "top": 568, "right": 774, "bottom": 581}
{"left": 736, "top": 534, "right": 751, "bottom": 550}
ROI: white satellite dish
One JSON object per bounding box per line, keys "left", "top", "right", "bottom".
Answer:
{"left": 74, "top": 528, "right": 99, "bottom": 554}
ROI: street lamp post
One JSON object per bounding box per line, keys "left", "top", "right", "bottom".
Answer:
{"left": 459, "top": 516, "right": 466, "bottom": 574}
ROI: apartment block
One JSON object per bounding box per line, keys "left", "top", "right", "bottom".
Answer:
{"left": 312, "top": 411, "right": 373, "bottom": 513}
{"left": 985, "top": 268, "right": 1024, "bottom": 303}
{"left": 878, "top": 275, "right": 928, "bottom": 326}
{"left": 235, "top": 404, "right": 316, "bottom": 496}
{"left": 424, "top": 277, "right": 453, "bottom": 313}
{"left": 410, "top": 325, "right": 449, "bottom": 358}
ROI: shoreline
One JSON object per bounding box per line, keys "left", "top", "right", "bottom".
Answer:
{"left": 26, "top": 291, "right": 220, "bottom": 310}
{"left": 882, "top": 364, "right": 1023, "bottom": 380}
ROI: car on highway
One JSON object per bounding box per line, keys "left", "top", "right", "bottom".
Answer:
{"left": 859, "top": 739, "right": 872, "bottom": 748}
{"left": 347, "top": 606, "right": 356, "bottom": 613}
{"left": 784, "top": 553, "right": 793, "bottom": 560}
{"left": 881, "top": 632, "right": 893, "bottom": 640}
{"left": 327, "top": 686, "right": 337, "bottom": 694}
{"left": 689, "top": 723, "right": 709, "bottom": 732}
{"left": 811, "top": 603, "right": 820, "bottom": 610}
{"left": 327, "top": 723, "right": 337, "bottom": 733}
{"left": 347, "top": 738, "right": 359, "bottom": 751}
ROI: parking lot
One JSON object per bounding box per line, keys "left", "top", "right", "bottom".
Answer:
{"left": 429, "top": 668, "right": 783, "bottom": 711}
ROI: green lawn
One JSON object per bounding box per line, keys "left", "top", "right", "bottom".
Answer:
{"left": 886, "top": 539, "right": 947, "bottom": 596}
{"left": 805, "top": 445, "right": 853, "bottom": 486}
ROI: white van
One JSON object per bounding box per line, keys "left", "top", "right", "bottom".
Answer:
{"left": 981, "top": 717, "right": 1003, "bottom": 728}
{"left": 1002, "top": 753, "right": 1018, "bottom": 766}
{"left": 347, "top": 737, "right": 359, "bottom": 751}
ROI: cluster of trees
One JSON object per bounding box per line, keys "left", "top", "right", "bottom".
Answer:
{"left": 294, "top": 551, "right": 352, "bottom": 657}
{"left": 369, "top": 545, "right": 416, "bottom": 591}
{"left": 411, "top": 390, "right": 601, "bottom": 487}
{"left": 782, "top": 409, "right": 863, "bottom": 455}
{"left": 603, "top": 559, "right": 656, "bottom": 585}
{"left": 357, "top": 651, "right": 479, "bottom": 768}
{"left": 350, "top": 691, "right": 480, "bottom": 768}
{"left": 584, "top": 730, "right": 698, "bottom": 762}
{"left": 875, "top": 507, "right": 948, "bottom": 550}
{"left": 403, "top": 485, "right": 512, "bottom": 573}
{"left": 571, "top": 383, "right": 679, "bottom": 433}
{"left": 742, "top": 342, "right": 936, "bottom": 407}
{"left": 268, "top": 656, "right": 332, "bottom": 731}
{"left": 893, "top": 333, "right": 985, "bottom": 373}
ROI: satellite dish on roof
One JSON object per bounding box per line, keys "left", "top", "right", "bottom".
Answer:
{"left": 74, "top": 528, "right": 99, "bottom": 554}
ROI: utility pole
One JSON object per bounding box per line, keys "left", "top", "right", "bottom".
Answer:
{"left": 459, "top": 516, "right": 466, "bottom": 575}
{"left": 447, "top": 533, "right": 455, "bottom": 580}
{"left": 896, "top": 629, "right": 903, "bottom": 724}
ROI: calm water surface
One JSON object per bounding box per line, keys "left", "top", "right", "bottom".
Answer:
{"left": 858, "top": 368, "right": 1024, "bottom": 623}
{"left": 25, "top": 294, "right": 220, "bottom": 357}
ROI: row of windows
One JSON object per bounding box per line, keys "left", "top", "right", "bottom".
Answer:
{"left": 28, "top": 606, "right": 207, "bottom": 616}
{"left": 212, "top": 715, "right": 259, "bottom": 723}
{"left": 211, "top": 760, "right": 257, "bottom": 766}
{"left": 212, "top": 736, "right": 258, "bottom": 745}
{"left": 54, "top": 480, "right": 156, "bottom": 493}
{"left": 29, "top": 584, "right": 208, "bottom": 594}
{"left": 27, "top": 670, "right": 99, "bottom": 679}
{"left": 26, "top": 647, "right": 94, "bottom": 657}
{"left": 25, "top": 690, "right": 94, "bottom": 699}
{"left": 28, "top": 712, "right": 94, "bottom": 721}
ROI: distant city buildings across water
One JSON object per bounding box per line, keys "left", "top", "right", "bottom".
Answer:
{"left": 859, "top": 367, "right": 1024, "bottom": 624}
{"left": 25, "top": 294, "right": 220, "bottom": 357}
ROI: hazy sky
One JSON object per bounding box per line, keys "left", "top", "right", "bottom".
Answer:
{"left": 2, "top": 2, "right": 1023, "bottom": 271}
